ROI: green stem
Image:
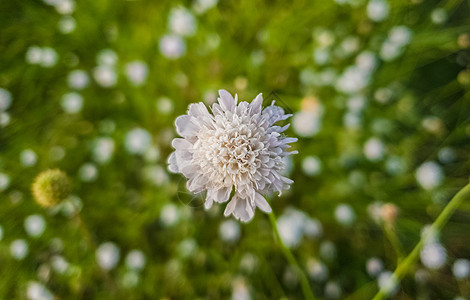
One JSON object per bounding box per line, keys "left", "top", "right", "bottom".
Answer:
{"left": 383, "top": 223, "right": 405, "bottom": 264}
{"left": 268, "top": 211, "right": 316, "bottom": 300}
{"left": 372, "top": 182, "right": 470, "bottom": 300}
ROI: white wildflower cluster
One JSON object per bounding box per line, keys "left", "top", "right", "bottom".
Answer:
{"left": 292, "top": 97, "right": 324, "bottom": 137}
{"left": 0, "top": 87, "right": 12, "bottom": 128}
{"left": 334, "top": 203, "right": 356, "bottom": 227}
{"left": 160, "top": 5, "right": 197, "bottom": 59}
{"left": 94, "top": 49, "right": 118, "bottom": 88}
{"left": 420, "top": 225, "right": 446, "bottom": 270}
{"left": 415, "top": 161, "right": 444, "bottom": 190}
{"left": 168, "top": 90, "right": 298, "bottom": 222}
{"left": 96, "top": 241, "right": 120, "bottom": 270}
{"left": 380, "top": 26, "right": 413, "bottom": 61}
{"left": 125, "top": 60, "right": 149, "bottom": 87}
{"left": 25, "top": 46, "right": 59, "bottom": 67}
{"left": 67, "top": 70, "right": 89, "bottom": 90}
{"left": 277, "top": 207, "right": 323, "bottom": 248}
{"left": 367, "top": 0, "right": 389, "bottom": 22}
{"left": 193, "top": 0, "right": 218, "bottom": 14}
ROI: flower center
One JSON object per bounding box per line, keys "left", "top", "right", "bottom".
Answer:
{"left": 193, "top": 120, "right": 266, "bottom": 188}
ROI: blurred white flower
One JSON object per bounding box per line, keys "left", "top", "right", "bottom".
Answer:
{"left": 0, "top": 112, "right": 10, "bottom": 127}
{"left": 126, "top": 250, "right": 146, "bottom": 271}
{"left": 324, "top": 281, "right": 342, "bottom": 299}
{"left": 364, "top": 137, "right": 385, "bottom": 161}
{"left": 168, "top": 90, "right": 297, "bottom": 222}
{"left": 125, "top": 60, "right": 148, "bottom": 87}
{"left": 51, "top": 255, "right": 69, "bottom": 274}
{"left": 334, "top": 203, "right": 356, "bottom": 226}
{"left": 40, "top": 47, "right": 58, "bottom": 68}
{"left": 347, "top": 95, "right": 367, "bottom": 112}
{"left": 293, "top": 110, "right": 322, "bottom": 137}
{"left": 320, "top": 240, "right": 337, "bottom": 261}
{"left": 168, "top": 7, "right": 197, "bottom": 37}
{"left": 93, "top": 65, "right": 117, "bottom": 88}
{"left": 54, "top": 0, "right": 75, "bottom": 14}
{"left": 453, "top": 259, "right": 470, "bottom": 279}
{"left": 367, "top": 0, "right": 389, "bottom": 22}
{"left": 421, "top": 242, "right": 446, "bottom": 270}
{"left": 178, "top": 238, "right": 197, "bottom": 258}
{"left": 0, "top": 88, "right": 12, "bottom": 111}
{"left": 27, "top": 281, "right": 54, "bottom": 300}
{"left": 26, "top": 46, "right": 43, "bottom": 64}
{"left": 96, "top": 49, "right": 118, "bottom": 66}
{"left": 96, "top": 242, "right": 120, "bottom": 270}
{"left": 307, "top": 259, "right": 329, "bottom": 282}
{"left": 143, "top": 165, "right": 169, "bottom": 186}
{"left": 24, "top": 214, "right": 46, "bottom": 238}
{"left": 431, "top": 8, "right": 447, "bottom": 25}
{"left": 356, "top": 51, "right": 378, "bottom": 72}
{"left": 389, "top": 26, "right": 412, "bottom": 46}
{"left": 193, "top": 0, "right": 218, "bottom": 14}
{"left": 367, "top": 257, "right": 384, "bottom": 277}
{"left": 438, "top": 147, "right": 456, "bottom": 164}
{"left": 219, "top": 219, "right": 241, "bottom": 244}
{"left": 232, "top": 277, "right": 251, "bottom": 300}
{"left": 10, "top": 239, "right": 29, "bottom": 260}
{"left": 378, "top": 271, "right": 398, "bottom": 295}
{"left": 336, "top": 66, "right": 370, "bottom": 94}
{"left": 0, "top": 172, "right": 11, "bottom": 191}
{"left": 92, "top": 137, "right": 115, "bottom": 164}
{"left": 67, "top": 70, "right": 89, "bottom": 90}
{"left": 61, "top": 92, "right": 84, "bottom": 114}
{"left": 20, "top": 149, "right": 37, "bottom": 167}
{"left": 58, "top": 16, "right": 76, "bottom": 34}
{"left": 313, "top": 48, "right": 330, "bottom": 65}
{"left": 415, "top": 161, "right": 443, "bottom": 190}
{"left": 302, "top": 156, "right": 322, "bottom": 176}
{"left": 78, "top": 163, "right": 98, "bottom": 182}
{"left": 159, "top": 34, "right": 186, "bottom": 59}
{"left": 156, "top": 97, "right": 174, "bottom": 114}
{"left": 277, "top": 208, "right": 317, "bottom": 248}
{"left": 160, "top": 203, "right": 180, "bottom": 226}
{"left": 125, "top": 127, "right": 152, "bottom": 155}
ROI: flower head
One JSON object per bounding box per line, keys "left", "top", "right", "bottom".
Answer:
{"left": 168, "top": 90, "right": 297, "bottom": 222}
{"left": 32, "top": 169, "right": 71, "bottom": 207}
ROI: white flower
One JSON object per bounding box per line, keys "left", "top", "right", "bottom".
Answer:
{"left": 27, "top": 281, "right": 54, "bottom": 300}
{"left": 96, "top": 242, "right": 120, "bottom": 270}
{"left": 24, "top": 214, "right": 46, "bottom": 238}
{"left": 159, "top": 34, "right": 186, "bottom": 59}
{"left": 168, "top": 90, "right": 297, "bottom": 222}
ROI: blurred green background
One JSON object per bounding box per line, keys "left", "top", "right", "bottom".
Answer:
{"left": 1, "top": 0, "right": 470, "bottom": 299}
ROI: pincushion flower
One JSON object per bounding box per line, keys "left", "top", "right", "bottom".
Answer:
{"left": 168, "top": 90, "right": 298, "bottom": 222}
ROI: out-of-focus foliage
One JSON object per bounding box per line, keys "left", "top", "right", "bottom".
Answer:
{"left": 0, "top": 0, "right": 470, "bottom": 299}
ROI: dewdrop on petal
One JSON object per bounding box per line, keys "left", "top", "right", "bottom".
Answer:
{"left": 168, "top": 90, "right": 298, "bottom": 223}
{"left": 32, "top": 169, "right": 71, "bottom": 208}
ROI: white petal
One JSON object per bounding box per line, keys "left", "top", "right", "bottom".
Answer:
{"left": 224, "top": 196, "right": 237, "bottom": 216}
{"left": 254, "top": 192, "right": 272, "bottom": 213}
{"left": 250, "top": 93, "right": 263, "bottom": 114}
{"left": 214, "top": 186, "right": 231, "bottom": 203}
{"left": 167, "top": 152, "right": 179, "bottom": 173}
{"left": 175, "top": 115, "right": 198, "bottom": 137}
{"left": 218, "top": 89, "right": 236, "bottom": 112}
{"left": 224, "top": 194, "right": 255, "bottom": 223}
{"left": 204, "top": 195, "right": 213, "bottom": 210}
{"left": 171, "top": 138, "right": 193, "bottom": 151}
{"left": 188, "top": 102, "right": 210, "bottom": 118}
{"left": 186, "top": 175, "right": 205, "bottom": 193}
